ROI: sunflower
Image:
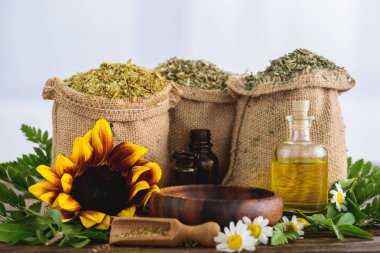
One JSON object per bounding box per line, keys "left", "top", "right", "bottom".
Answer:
{"left": 28, "top": 119, "right": 161, "bottom": 230}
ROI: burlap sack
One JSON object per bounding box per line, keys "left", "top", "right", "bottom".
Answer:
{"left": 43, "top": 77, "right": 178, "bottom": 186}
{"left": 223, "top": 69, "right": 355, "bottom": 189}
{"left": 169, "top": 85, "right": 237, "bottom": 181}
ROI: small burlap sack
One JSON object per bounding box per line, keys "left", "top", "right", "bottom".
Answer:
{"left": 223, "top": 69, "right": 355, "bottom": 189}
{"left": 169, "top": 85, "right": 237, "bottom": 181}
{"left": 43, "top": 77, "right": 178, "bottom": 187}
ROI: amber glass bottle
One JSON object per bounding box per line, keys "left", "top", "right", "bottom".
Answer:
{"left": 170, "top": 152, "right": 197, "bottom": 186}
{"left": 271, "top": 100, "right": 328, "bottom": 213}
{"left": 189, "top": 129, "right": 219, "bottom": 184}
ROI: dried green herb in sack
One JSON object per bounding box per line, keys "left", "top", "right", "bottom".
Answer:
{"left": 156, "top": 57, "right": 231, "bottom": 91}
{"left": 64, "top": 61, "right": 170, "bottom": 99}
{"left": 244, "top": 49, "right": 346, "bottom": 90}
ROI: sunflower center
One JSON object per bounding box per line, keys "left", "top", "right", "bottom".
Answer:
{"left": 227, "top": 234, "right": 243, "bottom": 250}
{"left": 71, "top": 165, "right": 128, "bottom": 216}
{"left": 248, "top": 224, "right": 262, "bottom": 238}
{"left": 337, "top": 192, "right": 344, "bottom": 205}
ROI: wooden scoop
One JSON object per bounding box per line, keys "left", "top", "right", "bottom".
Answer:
{"left": 110, "top": 217, "right": 220, "bottom": 247}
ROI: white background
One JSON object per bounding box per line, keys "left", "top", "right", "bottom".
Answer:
{"left": 0, "top": 0, "right": 379, "bottom": 163}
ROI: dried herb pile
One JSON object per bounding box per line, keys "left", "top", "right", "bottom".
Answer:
{"left": 156, "top": 57, "right": 231, "bottom": 91}
{"left": 244, "top": 49, "right": 344, "bottom": 90}
{"left": 64, "top": 61, "right": 171, "bottom": 99}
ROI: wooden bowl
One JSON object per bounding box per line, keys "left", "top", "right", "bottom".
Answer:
{"left": 149, "top": 185, "right": 283, "bottom": 228}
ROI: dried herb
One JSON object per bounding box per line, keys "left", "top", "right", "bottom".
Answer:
{"left": 156, "top": 57, "right": 231, "bottom": 91}
{"left": 111, "top": 227, "right": 169, "bottom": 239}
{"left": 64, "top": 61, "right": 171, "bottom": 99}
{"left": 244, "top": 49, "right": 345, "bottom": 90}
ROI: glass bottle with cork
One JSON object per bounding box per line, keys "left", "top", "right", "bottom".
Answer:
{"left": 271, "top": 100, "right": 328, "bottom": 213}
{"left": 189, "top": 129, "right": 219, "bottom": 184}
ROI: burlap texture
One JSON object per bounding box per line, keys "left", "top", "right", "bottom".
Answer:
{"left": 223, "top": 69, "right": 355, "bottom": 189}
{"left": 43, "top": 77, "right": 178, "bottom": 187}
{"left": 169, "top": 85, "right": 237, "bottom": 181}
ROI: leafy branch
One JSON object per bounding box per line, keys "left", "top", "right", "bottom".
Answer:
{"left": 0, "top": 125, "right": 109, "bottom": 248}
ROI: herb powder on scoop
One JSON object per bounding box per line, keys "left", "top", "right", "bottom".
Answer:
{"left": 244, "top": 48, "right": 345, "bottom": 90}
{"left": 156, "top": 57, "right": 231, "bottom": 91}
{"left": 64, "top": 61, "right": 170, "bottom": 99}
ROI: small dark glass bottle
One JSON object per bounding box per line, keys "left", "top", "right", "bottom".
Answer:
{"left": 170, "top": 152, "right": 197, "bottom": 186}
{"left": 189, "top": 129, "right": 219, "bottom": 184}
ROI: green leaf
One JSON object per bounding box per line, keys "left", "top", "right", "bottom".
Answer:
{"left": 10, "top": 215, "right": 50, "bottom": 232}
{"left": 336, "top": 213, "right": 356, "bottom": 226}
{"left": 338, "top": 225, "right": 374, "bottom": 239}
{"left": 79, "top": 229, "right": 109, "bottom": 241}
{"left": 0, "top": 202, "right": 6, "bottom": 216}
{"left": 326, "top": 204, "right": 339, "bottom": 218}
{"left": 0, "top": 223, "right": 35, "bottom": 244}
{"left": 347, "top": 198, "right": 367, "bottom": 222}
{"left": 308, "top": 214, "right": 327, "bottom": 224}
{"left": 48, "top": 209, "right": 62, "bottom": 228}
{"left": 29, "top": 202, "right": 42, "bottom": 213}
{"left": 284, "top": 230, "right": 300, "bottom": 240}
{"left": 70, "top": 238, "right": 91, "bottom": 248}
{"left": 270, "top": 224, "right": 288, "bottom": 246}
{"left": 324, "top": 218, "right": 344, "bottom": 240}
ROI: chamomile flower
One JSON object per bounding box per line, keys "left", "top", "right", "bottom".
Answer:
{"left": 214, "top": 220, "right": 257, "bottom": 252}
{"left": 242, "top": 216, "right": 273, "bottom": 245}
{"left": 330, "top": 183, "right": 348, "bottom": 212}
{"left": 282, "top": 215, "right": 305, "bottom": 238}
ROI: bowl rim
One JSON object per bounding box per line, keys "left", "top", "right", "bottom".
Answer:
{"left": 154, "top": 184, "right": 282, "bottom": 203}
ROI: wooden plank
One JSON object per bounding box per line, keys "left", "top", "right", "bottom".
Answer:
{"left": 0, "top": 228, "right": 379, "bottom": 252}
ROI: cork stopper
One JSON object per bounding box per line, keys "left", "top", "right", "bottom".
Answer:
{"left": 292, "top": 100, "right": 310, "bottom": 117}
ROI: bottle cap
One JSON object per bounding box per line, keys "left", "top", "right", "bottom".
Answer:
{"left": 292, "top": 100, "right": 310, "bottom": 117}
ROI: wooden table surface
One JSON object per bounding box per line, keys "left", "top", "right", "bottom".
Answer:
{"left": 1, "top": 228, "right": 379, "bottom": 253}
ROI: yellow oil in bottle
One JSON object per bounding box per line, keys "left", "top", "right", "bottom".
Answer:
{"left": 271, "top": 100, "right": 329, "bottom": 213}
{"left": 271, "top": 159, "right": 328, "bottom": 212}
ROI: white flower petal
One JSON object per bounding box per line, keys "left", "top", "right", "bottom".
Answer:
{"left": 282, "top": 216, "right": 289, "bottom": 223}
{"left": 263, "top": 226, "right": 273, "bottom": 236}
{"left": 330, "top": 190, "right": 337, "bottom": 195}
{"left": 341, "top": 204, "right": 348, "bottom": 211}
{"left": 242, "top": 216, "right": 251, "bottom": 225}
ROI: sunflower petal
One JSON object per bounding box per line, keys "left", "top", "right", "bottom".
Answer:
{"left": 55, "top": 154, "right": 77, "bottom": 177}
{"left": 61, "top": 210, "right": 76, "bottom": 222}
{"left": 29, "top": 181, "right": 61, "bottom": 198}
{"left": 61, "top": 173, "right": 73, "bottom": 193}
{"left": 128, "top": 180, "right": 150, "bottom": 202}
{"left": 90, "top": 119, "right": 113, "bottom": 166}
{"left": 39, "top": 191, "right": 59, "bottom": 205}
{"left": 108, "top": 142, "right": 148, "bottom": 171}
{"left": 117, "top": 206, "right": 136, "bottom": 218}
{"left": 36, "top": 165, "right": 61, "bottom": 187}
{"left": 129, "top": 166, "right": 151, "bottom": 185}
{"left": 83, "top": 130, "right": 92, "bottom": 143}
{"left": 142, "top": 185, "right": 160, "bottom": 207}
{"left": 95, "top": 215, "right": 111, "bottom": 230}
{"left": 142, "top": 162, "right": 162, "bottom": 185}
{"left": 52, "top": 193, "right": 81, "bottom": 212}
{"left": 71, "top": 137, "right": 93, "bottom": 174}
{"left": 79, "top": 211, "right": 106, "bottom": 228}
{"left": 79, "top": 216, "right": 97, "bottom": 228}
{"left": 133, "top": 160, "right": 162, "bottom": 185}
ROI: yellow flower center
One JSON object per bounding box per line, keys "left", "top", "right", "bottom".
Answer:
{"left": 297, "top": 218, "right": 310, "bottom": 225}
{"left": 337, "top": 192, "right": 344, "bottom": 205}
{"left": 290, "top": 222, "right": 298, "bottom": 232}
{"left": 248, "top": 224, "right": 262, "bottom": 238}
{"left": 227, "top": 234, "right": 243, "bottom": 250}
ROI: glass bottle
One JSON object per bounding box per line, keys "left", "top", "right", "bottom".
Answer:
{"left": 189, "top": 129, "right": 219, "bottom": 184}
{"left": 170, "top": 151, "right": 197, "bottom": 186}
{"left": 271, "top": 100, "right": 328, "bottom": 213}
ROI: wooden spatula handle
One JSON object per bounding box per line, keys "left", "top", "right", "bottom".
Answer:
{"left": 179, "top": 222, "right": 220, "bottom": 247}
